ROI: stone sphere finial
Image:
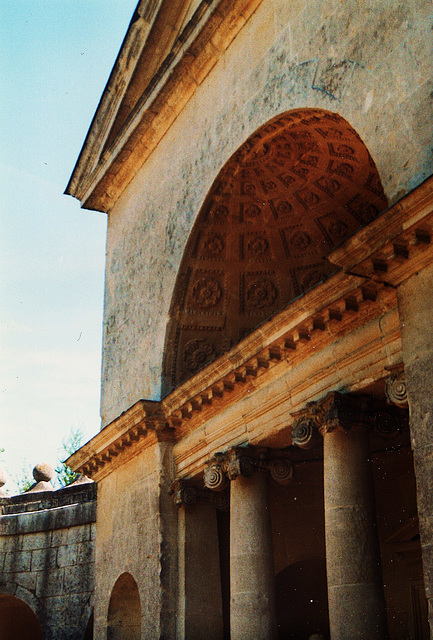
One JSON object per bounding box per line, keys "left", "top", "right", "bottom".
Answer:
{"left": 33, "top": 463, "right": 55, "bottom": 483}
{"left": 0, "top": 468, "right": 8, "bottom": 488}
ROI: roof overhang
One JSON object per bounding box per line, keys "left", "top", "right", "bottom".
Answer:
{"left": 65, "top": 0, "right": 264, "bottom": 212}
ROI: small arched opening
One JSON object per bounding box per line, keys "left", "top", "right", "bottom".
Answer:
{"left": 107, "top": 572, "right": 141, "bottom": 640}
{"left": 163, "top": 108, "right": 387, "bottom": 392}
{"left": 0, "top": 594, "right": 42, "bottom": 640}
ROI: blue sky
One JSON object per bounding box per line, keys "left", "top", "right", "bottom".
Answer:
{"left": 0, "top": 0, "right": 138, "bottom": 491}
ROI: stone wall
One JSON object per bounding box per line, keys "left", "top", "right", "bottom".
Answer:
{"left": 100, "top": 0, "right": 432, "bottom": 426}
{"left": 0, "top": 482, "right": 96, "bottom": 640}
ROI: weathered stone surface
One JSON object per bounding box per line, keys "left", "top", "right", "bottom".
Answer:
{"left": 230, "top": 472, "right": 277, "bottom": 640}
{"left": 21, "top": 531, "right": 51, "bottom": 550}
{"left": 33, "top": 463, "right": 55, "bottom": 483}
{"left": 4, "top": 1, "right": 429, "bottom": 638}
{"left": 31, "top": 547, "right": 58, "bottom": 572}
{"left": 4, "top": 550, "right": 32, "bottom": 573}
{"left": 88, "top": 0, "right": 432, "bottom": 427}
{"left": 93, "top": 441, "right": 177, "bottom": 639}
{"left": 324, "top": 425, "right": 388, "bottom": 639}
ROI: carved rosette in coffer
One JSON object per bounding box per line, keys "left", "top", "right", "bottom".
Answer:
{"left": 164, "top": 109, "right": 388, "bottom": 390}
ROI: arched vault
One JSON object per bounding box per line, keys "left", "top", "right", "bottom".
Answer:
{"left": 163, "top": 108, "right": 387, "bottom": 391}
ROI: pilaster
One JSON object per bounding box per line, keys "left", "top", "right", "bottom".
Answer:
{"left": 171, "top": 480, "right": 225, "bottom": 640}
{"left": 398, "top": 262, "right": 433, "bottom": 632}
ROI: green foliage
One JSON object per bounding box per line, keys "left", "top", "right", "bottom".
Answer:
{"left": 19, "top": 476, "right": 34, "bottom": 492}
{"left": 56, "top": 427, "right": 84, "bottom": 487}
{"left": 16, "top": 461, "right": 34, "bottom": 493}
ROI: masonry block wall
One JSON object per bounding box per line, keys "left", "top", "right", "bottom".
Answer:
{"left": 0, "top": 482, "right": 96, "bottom": 640}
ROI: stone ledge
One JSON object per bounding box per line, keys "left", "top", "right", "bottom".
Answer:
{"left": 0, "top": 501, "right": 97, "bottom": 536}
{"left": 0, "top": 482, "right": 96, "bottom": 515}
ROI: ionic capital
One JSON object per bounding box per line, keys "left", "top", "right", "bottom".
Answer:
{"left": 291, "top": 392, "right": 402, "bottom": 443}
{"left": 291, "top": 392, "right": 369, "bottom": 442}
{"left": 203, "top": 447, "right": 293, "bottom": 490}
{"left": 320, "top": 391, "right": 370, "bottom": 433}
{"left": 203, "top": 452, "right": 230, "bottom": 492}
{"left": 290, "top": 409, "right": 321, "bottom": 449}
{"left": 369, "top": 409, "right": 401, "bottom": 439}
{"left": 170, "top": 479, "right": 229, "bottom": 510}
{"left": 385, "top": 372, "right": 408, "bottom": 408}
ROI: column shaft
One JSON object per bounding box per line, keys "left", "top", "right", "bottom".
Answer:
{"left": 324, "top": 427, "right": 388, "bottom": 640}
{"left": 230, "top": 472, "right": 276, "bottom": 640}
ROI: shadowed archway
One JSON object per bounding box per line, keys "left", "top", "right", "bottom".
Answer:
{"left": 107, "top": 573, "right": 141, "bottom": 640}
{"left": 0, "top": 594, "right": 42, "bottom": 640}
{"left": 163, "top": 108, "right": 387, "bottom": 392}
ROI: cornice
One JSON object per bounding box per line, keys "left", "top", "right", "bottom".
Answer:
{"left": 66, "top": 399, "right": 172, "bottom": 482}
{"left": 65, "top": 0, "right": 264, "bottom": 212}
{"left": 328, "top": 175, "right": 433, "bottom": 285}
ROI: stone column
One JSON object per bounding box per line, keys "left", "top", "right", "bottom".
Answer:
{"left": 204, "top": 448, "right": 292, "bottom": 640}
{"left": 171, "top": 481, "right": 226, "bottom": 640}
{"left": 292, "top": 393, "right": 389, "bottom": 640}
{"left": 398, "top": 263, "right": 433, "bottom": 631}
{"left": 230, "top": 469, "right": 276, "bottom": 640}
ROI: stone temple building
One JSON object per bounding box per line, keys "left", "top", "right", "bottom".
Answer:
{"left": 1, "top": 0, "right": 433, "bottom": 638}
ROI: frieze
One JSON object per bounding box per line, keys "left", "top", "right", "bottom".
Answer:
{"left": 166, "top": 108, "right": 390, "bottom": 388}
{"left": 242, "top": 203, "right": 262, "bottom": 220}
{"left": 69, "top": 180, "right": 432, "bottom": 481}
{"left": 270, "top": 199, "right": 293, "bottom": 218}
{"left": 327, "top": 219, "right": 348, "bottom": 242}
{"left": 346, "top": 194, "right": 381, "bottom": 224}
{"left": 245, "top": 233, "right": 270, "bottom": 259}
{"left": 167, "top": 276, "right": 392, "bottom": 432}
{"left": 314, "top": 176, "right": 341, "bottom": 198}
{"left": 201, "top": 233, "right": 226, "bottom": 259}
{"left": 246, "top": 278, "right": 278, "bottom": 309}
{"left": 208, "top": 204, "right": 229, "bottom": 224}
{"left": 290, "top": 230, "right": 311, "bottom": 251}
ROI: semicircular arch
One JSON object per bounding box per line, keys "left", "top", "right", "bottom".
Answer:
{"left": 0, "top": 594, "right": 42, "bottom": 640}
{"left": 107, "top": 572, "right": 141, "bottom": 640}
{"left": 163, "top": 108, "right": 387, "bottom": 392}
